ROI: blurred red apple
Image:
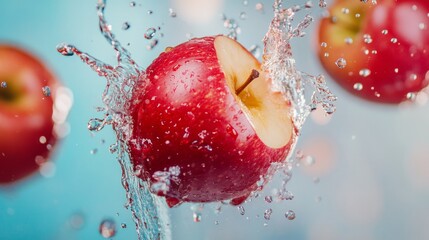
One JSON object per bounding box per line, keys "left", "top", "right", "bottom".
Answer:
{"left": 317, "top": 0, "right": 429, "bottom": 104}
{"left": 0, "top": 45, "right": 60, "bottom": 184}
{"left": 129, "top": 36, "right": 294, "bottom": 206}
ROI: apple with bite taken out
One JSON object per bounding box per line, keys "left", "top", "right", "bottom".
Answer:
{"left": 317, "top": 0, "right": 429, "bottom": 104}
{"left": 0, "top": 45, "right": 61, "bottom": 184}
{"left": 128, "top": 36, "right": 294, "bottom": 206}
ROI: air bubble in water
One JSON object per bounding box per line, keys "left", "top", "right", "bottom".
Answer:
{"left": 169, "top": 8, "right": 177, "bottom": 18}
{"left": 56, "top": 43, "right": 75, "bottom": 56}
{"left": 285, "top": 210, "right": 296, "bottom": 220}
{"left": 129, "top": 1, "right": 136, "bottom": 7}
{"left": 335, "top": 58, "right": 347, "bottom": 69}
{"left": 99, "top": 219, "right": 116, "bottom": 238}
{"left": 144, "top": 28, "right": 156, "bottom": 39}
{"left": 240, "top": 12, "right": 247, "bottom": 20}
{"left": 319, "top": 0, "right": 327, "bottom": 8}
{"left": 255, "top": 3, "right": 264, "bottom": 12}
{"left": 359, "top": 69, "right": 371, "bottom": 77}
{"left": 238, "top": 206, "right": 245, "bottom": 215}
{"left": 147, "top": 10, "right": 153, "bottom": 14}
{"left": 42, "top": 86, "right": 51, "bottom": 97}
{"left": 122, "top": 22, "right": 130, "bottom": 30}
{"left": 1, "top": 81, "right": 6, "bottom": 88}
{"left": 264, "top": 196, "right": 273, "bottom": 203}
{"left": 249, "top": 45, "right": 261, "bottom": 58}
{"left": 344, "top": 37, "right": 353, "bottom": 44}
{"left": 121, "top": 223, "right": 127, "bottom": 228}
{"left": 90, "top": 148, "right": 98, "bottom": 155}
{"left": 305, "top": 1, "right": 313, "bottom": 8}
{"left": 146, "top": 39, "right": 159, "bottom": 50}
{"left": 264, "top": 209, "right": 273, "bottom": 220}
{"left": 243, "top": 0, "right": 248, "bottom": 6}
{"left": 353, "top": 83, "right": 363, "bottom": 91}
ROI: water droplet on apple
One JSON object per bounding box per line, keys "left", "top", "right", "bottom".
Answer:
{"left": 344, "top": 37, "right": 353, "bottom": 44}
{"left": 324, "top": 52, "right": 329, "bottom": 58}
{"left": 363, "top": 34, "right": 372, "bottom": 44}
{"left": 419, "top": 23, "right": 426, "bottom": 30}
{"left": 381, "top": 29, "right": 388, "bottom": 35}
{"left": 129, "top": 1, "right": 136, "bottom": 7}
{"left": 391, "top": 38, "right": 398, "bottom": 43}
{"left": 394, "top": 68, "right": 399, "bottom": 73}
{"left": 99, "top": 219, "right": 116, "bottom": 238}
{"left": 355, "top": 13, "right": 361, "bottom": 18}
{"left": 0, "top": 81, "right": 6, "bottom": 88}
{"left": 238, "top": 206, "right": 245, "bottom": 215}
{"left": 39, "top": 136, "right": 47, "bottom": 144}
{"left": 264, "top": 208, "right": 273, "bottom": 220}
{"left": 285, "top": 210, "right": 296, "bottom": 220}
{"left": 406, "top": 92, "right": 417, "bottom": 100}
{"left": 320, "top": 42, "right": 327, "bottom": 48}
{"left": 409, "top": 73, "right": 418, "bottom": 81}
{"left": 353, "top": 83, "right": 363, "bottom": 91}
{"left": 122, "top": 22, "right": 130, "bottom": 30}
{"left": 144, "top": 28, "right": 156, "bottom": 39}
{"left": 42, "top": 86, "right": 51, "bottom": 97}
{"left": 169, "top": 8, "right": 177, "bottom": 18}
{"left": 371, "top": 50, "right": 377, "bottom": 54}
{"left": 335, "top": 58, "right": 347, "bottom": 69}
{"left": 341, "top": 8, "right": 349, "bottom": 14}
{"left": 359, "top": 69, "right": 371, "bottom": 77}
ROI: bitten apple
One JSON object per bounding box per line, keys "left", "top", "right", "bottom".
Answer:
{"left": 0, "top": 45, "right": 60, "bottom": 184}
{"left": 129, "top": 36, "right": 294, "bottom": 205}
{"left": 317, "top": 0, "right": 429, "bottom": 104}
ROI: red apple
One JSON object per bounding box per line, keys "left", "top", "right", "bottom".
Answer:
{"left": 317, "top": 0, "right": 429, "bottom": 104}
{"left": 0, "top": 45, "right": 60, "bottom": 184}
{"left": 128, "top": 36, "right": 294, "bottom": 206}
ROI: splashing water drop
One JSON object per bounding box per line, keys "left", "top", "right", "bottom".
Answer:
{"left": 99, "top": 219, "right": 116, "bottom": 238}
{"left": 56, "top": 43, "right": 75, "bottom": 56}
{"left": 285, "top": 210, "right": 296, "bottom": 220}
{"left": 335, "top": 58, "right": 347, "bottom": 69}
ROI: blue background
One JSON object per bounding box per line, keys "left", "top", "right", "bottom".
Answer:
{"left": 1, "top": 0, "right": 429, "bottom": 239}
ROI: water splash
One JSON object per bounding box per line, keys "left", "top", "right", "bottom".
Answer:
{"left": 57, "top": 0, "right": 170, "bottom": 239}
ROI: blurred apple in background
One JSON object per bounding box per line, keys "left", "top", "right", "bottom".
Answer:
{"left": 317, "top": 0, "right": 429, "bottom": 104}
{"left": 129, "top": 36, "right": 294, "bottom": 206}
{"left": 0, "top": 45, "right": 71, "bottom": 184}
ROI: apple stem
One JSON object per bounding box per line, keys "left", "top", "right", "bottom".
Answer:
{"left": 235, "top": 69, "right": 259, "bottom": 95}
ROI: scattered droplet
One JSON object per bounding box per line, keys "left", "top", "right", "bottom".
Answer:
{"left": 320, "top": 42, "right": 327, "bottom": 48}
{"left": 99, "top": 219, "right": 116, "bottom": 238}
{"left": 285, "top": 210, "right": 296, "bottom": 220}
{"left": 363, "top": 34, "right": 372, "bottom": 44}
{"left": 359, "top": 68, "right": 371, "bottom": 77}
{"left": 122, "top": 22, "right": 130, "bottom": 30}
{"left": 144, "top": 28, "right": 156, "bottom": 39}
{"left": 335, "top": 58, "right": 347, "bottom": 69}
{"left": 264, "top": 196, "right": 273, "bottom": 203}
{"left": 193, "top": 212, "right": 202, "bottom": 222}
{"left": 146, "top": 39, "right": 159, "bottom": 50}
{"left": 381, "top": 29, "right": 388, "bottom": 35}
{"left": 353, "top": 83, "right": 363, "bottom": 91}
{"left": 391, "top": 38, "right": 398, "bottom": 43}
{"left": 0, "top": 81, "right": 6, "bottom": 88}
{"left": 121, "top": 223, "right": 127, "bottom": 228}
{"left": 355, "top": 13, "right": 361, "bottom": 18}
{"left": 406, "top": 92, "right": 416, "bottom": 100}
{"left": 42, "top": 86, "right": 51, "bottom": 97}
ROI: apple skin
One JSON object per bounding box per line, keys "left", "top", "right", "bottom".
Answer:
{"left": 317, "top": 0, "right": 429, "bottom": 104}
{"left": 0, "top": 45, "right": 59, "bottom": 184}
{"left": 128, "top": 36, "right": 292, "bottom": 204}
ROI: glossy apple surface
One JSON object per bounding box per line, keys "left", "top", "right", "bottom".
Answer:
{"left": 0, "top": 45, "right": 59, "bottom": 184}
{"left": 128, "top": 36, "right": 294, "bottom": 205}
{"left": 317, "top": 0, "right": 429, "bottom": 103}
